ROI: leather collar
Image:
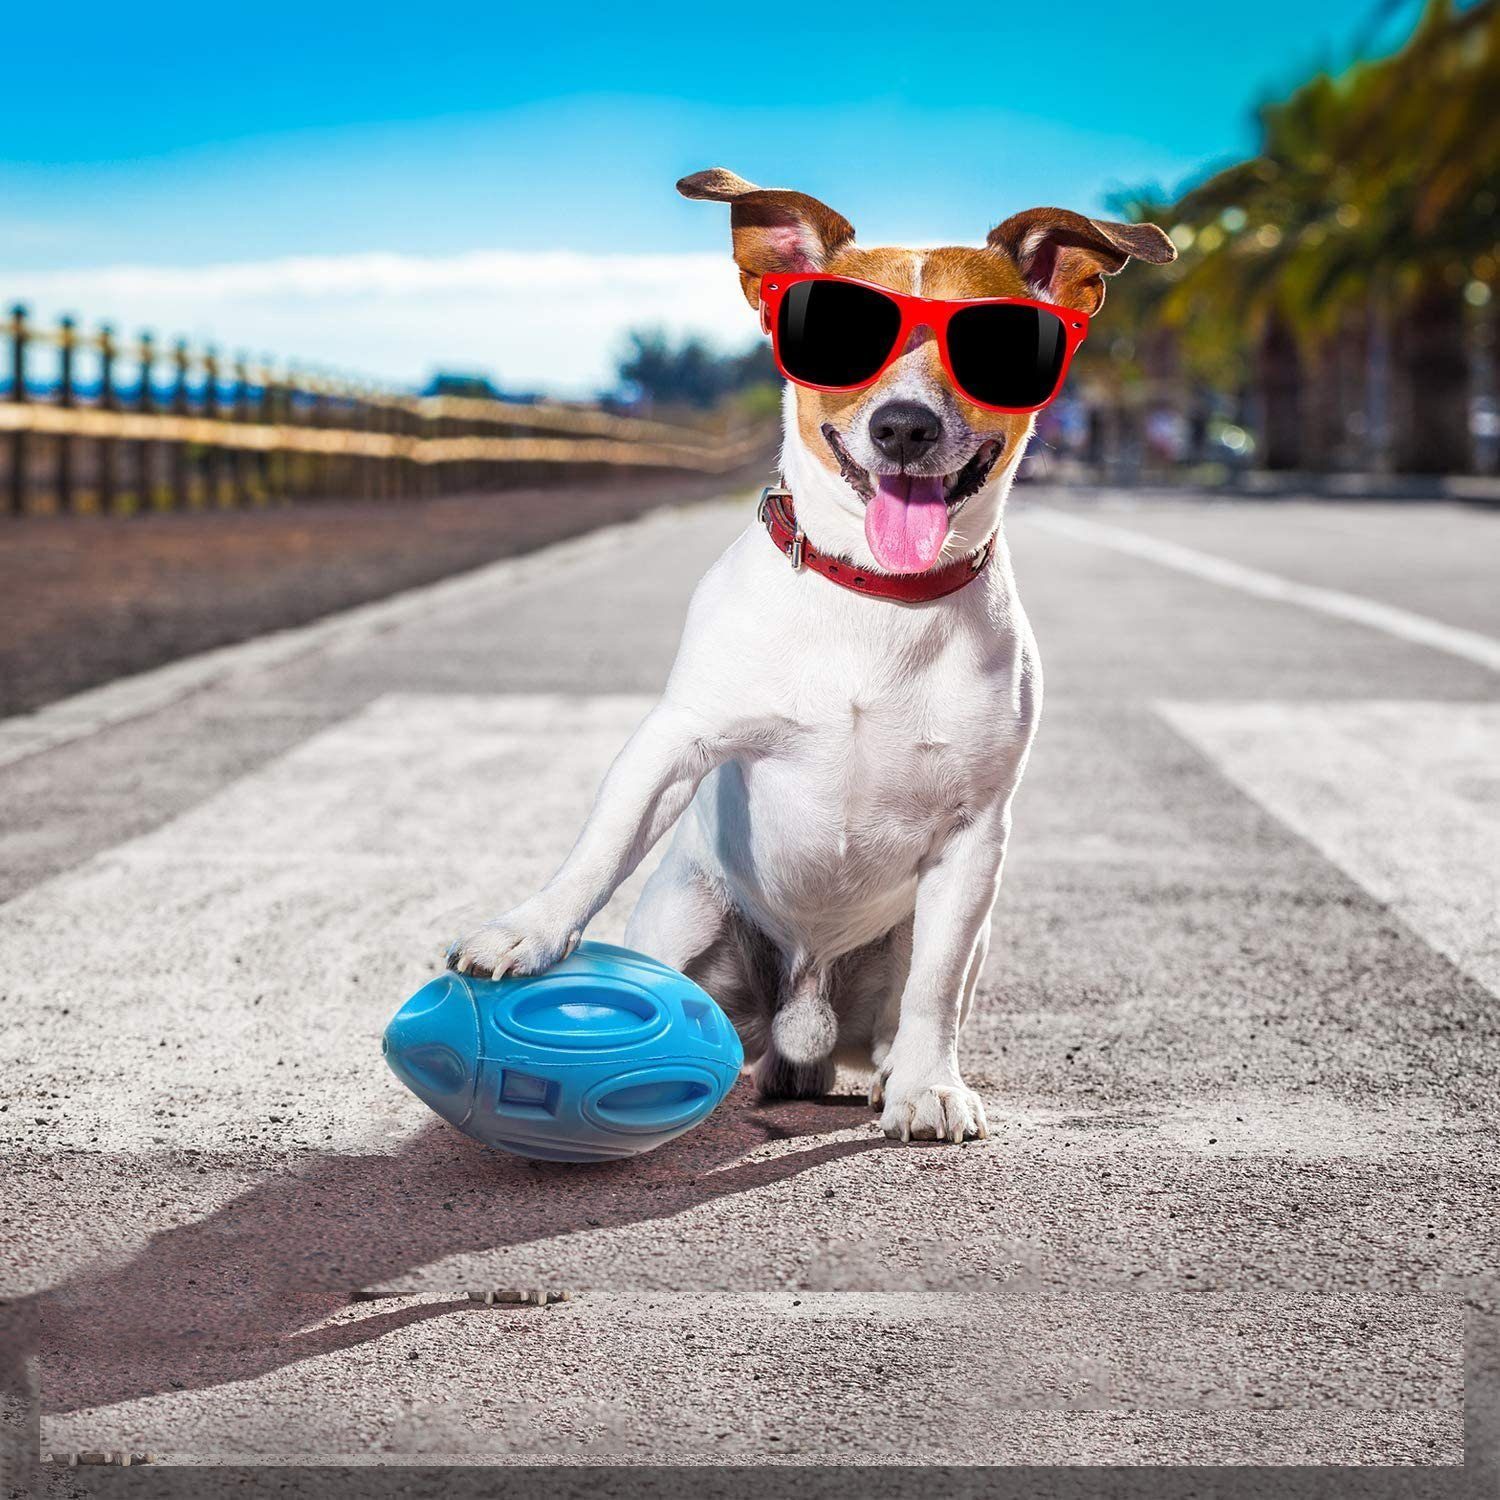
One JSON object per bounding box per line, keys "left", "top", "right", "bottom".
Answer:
{"left": 758, "top": 486, "right": 994, "bottom": 603}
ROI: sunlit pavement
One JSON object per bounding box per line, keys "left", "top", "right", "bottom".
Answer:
{"left": 1, "top": 486, "right": 1495, "bottom": 1481}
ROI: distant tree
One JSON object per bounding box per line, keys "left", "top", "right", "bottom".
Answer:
{"left": 616, "top": 329, "right": 778, "bottom": 409}
{"left": 423, "top": 372, "right": 505, "bottom": 400}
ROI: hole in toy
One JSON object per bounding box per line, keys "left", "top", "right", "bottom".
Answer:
{"left": 500, "top": 978, "right": 664, "bottom": 1047}
{"left": 598, "top": 1078, "right": 711, "bottom": 1114}
{"left": 556, "top": 1001, "right": 641, "bottom": 1023}
{"left": 682, "top": 997, "right": 718, "bottom": 1040}
{"left": 498, "top": 1070, "right": 559, "bottom": 1117}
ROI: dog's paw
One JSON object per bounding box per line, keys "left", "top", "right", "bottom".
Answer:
{"left": 447, "top": 902, "right": 582, "bottom": 980}
{"left": 878, "top": 1076, "right": 989, "bottom": 1144}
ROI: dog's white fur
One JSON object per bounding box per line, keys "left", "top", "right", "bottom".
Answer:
{"left": 451, "top": 309, "right": 1041, "bottom": 1142}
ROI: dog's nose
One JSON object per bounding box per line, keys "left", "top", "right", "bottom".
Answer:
{"left": 868, "top": 400, "right": 943, "bottom": 466}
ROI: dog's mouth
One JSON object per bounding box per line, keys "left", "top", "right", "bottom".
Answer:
{"left": 821, "top": 425, "right": 1003, "bottom": 574}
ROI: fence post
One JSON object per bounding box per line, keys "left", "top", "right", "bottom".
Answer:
{"left": 8, "top": 305, "right": 28, "bottom": 517}
{"left": 172, "top": 339, "right": 191, "bottom": 509}
{"left": 56, "top": 316, "right": 76, "bottom": 514}
{"left": 258, "top": 360, "right": 280, "bottom": 503}
{"left": 412, "top": 400, "right": 423, "bottom": 499}
{"left": 309, "top": 375, "right": 326, "bottom": 498}
{"left": 97, "top": 325, "right": 117, "bottom": 515}
{"left": 233, "top": 353, "right": 252, "bottom": 506}
{"left": 286, "top": 366, "right": 303, "bottom": 502}
{"left": 136, "top": 333, "right": 155, "bottom": 514}
{"left": 202, "top": 346, "right": 221, "bottom": 508}
{"left": 390, "top": 396, "right": 404, "bottom": 501}
{"left": 327, "top": 377, "right": 343, "bottom": 498}
{"left": 382, "top": 396, "right": 398, "bottom": 500}
{"left": 359, "top": 387, "right": 375, "bottom": 500}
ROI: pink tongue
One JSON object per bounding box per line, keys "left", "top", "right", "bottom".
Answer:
{"left": 864, "top": 474, "right": 950, "bottom": 573}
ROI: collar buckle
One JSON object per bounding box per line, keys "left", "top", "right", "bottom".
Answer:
{"left": 757, "top": 483, "right": 803, "bottom": 568}
{"left": 756, "top": 482, "right": 791, "bottom": 525}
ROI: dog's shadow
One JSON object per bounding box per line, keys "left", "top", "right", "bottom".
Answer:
{"left": 16, "top": 1087, "right": 881, "bottom": 1417}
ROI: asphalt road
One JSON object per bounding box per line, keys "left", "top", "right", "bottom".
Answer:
{"left": 0, "top": 486, "right": 1495, "bottom": 1492}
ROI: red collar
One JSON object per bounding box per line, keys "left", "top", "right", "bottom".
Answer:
{"left": 758, "top": 486, "right": 994, "bottom": 603}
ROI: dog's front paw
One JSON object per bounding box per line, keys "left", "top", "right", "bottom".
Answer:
{"left": 447, "top": 902, "right": 582, "bottom": 980}
{"left": 878, "top": 1074, "right": 989, "bottom": 1144}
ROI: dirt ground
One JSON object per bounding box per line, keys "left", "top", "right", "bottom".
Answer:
{"left": 0, "top": 462, "right": 769, "bottom": 715}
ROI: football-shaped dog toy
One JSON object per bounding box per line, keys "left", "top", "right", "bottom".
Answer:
{"left": 383, "top": 941, "right": 743, "bottom": 1161}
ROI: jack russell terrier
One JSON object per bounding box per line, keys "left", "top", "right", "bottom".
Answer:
{"left": 451, "top": 169, "right": 1174, "bottom": 1143}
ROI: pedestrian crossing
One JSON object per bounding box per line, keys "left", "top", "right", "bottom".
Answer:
{"left": 2, "top": 688, "right": 1482, "bottom": 1465}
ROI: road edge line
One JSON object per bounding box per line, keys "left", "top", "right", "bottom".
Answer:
{"left": 1023, "top": 507, "right": 1500, "bottom": 673}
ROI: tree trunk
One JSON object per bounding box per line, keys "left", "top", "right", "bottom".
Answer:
{"left": 1365, "top": 295, "right": 1393, "bottom": 471}
{"left": 1256, "top": 311, "right": 1303, "bottom": 470}
{"left": 1393, "top": 273, "right": 1472, "bottom": 474}
{"left": 1331, "top": 308, "right": 1368, "bottom": 470}
{"left": 1301, "top": 336, "right": 1340, "bottom": 471}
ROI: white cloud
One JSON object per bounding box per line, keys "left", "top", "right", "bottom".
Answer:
{"left": 3, "top": 249, "right": 757, "bottom": 396}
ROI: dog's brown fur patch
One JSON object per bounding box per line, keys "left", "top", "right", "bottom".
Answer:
{"left": 988, "top": 207, "right": 1176, "bottom": 314}
{"left": 677, "top": 169, "right": 856, "bottom": 309}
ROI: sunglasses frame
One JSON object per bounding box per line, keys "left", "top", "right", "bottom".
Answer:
{"left": 758, "top": 271, "right": 1091, "bottom": 415}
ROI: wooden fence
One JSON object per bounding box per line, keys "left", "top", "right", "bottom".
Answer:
{"left": 1, "top": 305, "right": 769, "bottom": 517}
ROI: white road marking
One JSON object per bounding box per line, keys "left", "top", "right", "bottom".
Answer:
{"left": 1026, "top": 509, "right": 1500, "bottom": 673}
{"left": 1159, "top": 700, "right": 1500, "bottom": 996}
{"left": 0, "top": 496, "right": 743, "bottom": 772}
{"left": 0, "top": 693, "right": 658, "bottom": 1159}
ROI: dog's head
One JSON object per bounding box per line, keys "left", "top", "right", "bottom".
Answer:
{"left": 680, "top": 167, "right": 1174, "bottom": 574}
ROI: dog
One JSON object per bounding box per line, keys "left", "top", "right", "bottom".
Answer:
{"left": 450, "top": 169, "right": 1174, "bottom": 1142}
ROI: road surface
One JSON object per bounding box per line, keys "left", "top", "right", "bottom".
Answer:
{"left": 1, "top": 486, "right": 1495, "bottom": 1494}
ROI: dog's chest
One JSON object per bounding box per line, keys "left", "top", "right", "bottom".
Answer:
{"left": 786, "top": 667, "right": 1010, "bottom": 828}
{"left": 708, "top": 648, "right": 1021, "bottom": 952}
{"left": 746, "top": 601, "right": 1028, "bottom": 850}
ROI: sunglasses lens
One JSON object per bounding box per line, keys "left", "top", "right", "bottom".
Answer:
{"left": 776, "top": 280, "right": 903, "bottom": 388}
{"left": 946, "top": 303, "right": 1071, "bottom": 409}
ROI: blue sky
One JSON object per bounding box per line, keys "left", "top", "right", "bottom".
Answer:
{"left": 1, "top": 0, "right": 1414, "bottom": 391}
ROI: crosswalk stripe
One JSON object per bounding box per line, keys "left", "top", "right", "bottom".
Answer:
{"left": 0, "top": 693, "right": 658, "bottom": 1157}
{"left": 1159, "top": 699, "right": 1500, "bottom": 996}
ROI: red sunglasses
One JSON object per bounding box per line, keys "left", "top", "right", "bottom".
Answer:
{"left": 758, "top": 272, "right": 1089, "bottom": 414}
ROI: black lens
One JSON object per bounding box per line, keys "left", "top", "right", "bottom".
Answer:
{"left": 775, "top": 280, "right": 903, "bottom": 387}
{"left": 946, "top": 303, "right": 1069, "bottom": 408}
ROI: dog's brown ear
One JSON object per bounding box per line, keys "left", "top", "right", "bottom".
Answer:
{"left": 678, "top": 167, "right": 856, "bottom": 309}
{"left": 987, "top": 209, "right": 1176, "bottom": 314}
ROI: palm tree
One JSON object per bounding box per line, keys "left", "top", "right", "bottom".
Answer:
{"left": 1107, "top": 0, "right": 1498, "bottom": 475}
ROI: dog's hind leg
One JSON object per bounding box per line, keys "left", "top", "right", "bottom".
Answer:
{"left": 624, "top": 845, "right": 725, "bottom": 973}
{"left": 625, "top": 844, "right": 774, "bottom": 1064}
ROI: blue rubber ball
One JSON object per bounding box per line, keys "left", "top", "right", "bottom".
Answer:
{"left": 383, "top": 940, "right": 743, "bottom": 1162}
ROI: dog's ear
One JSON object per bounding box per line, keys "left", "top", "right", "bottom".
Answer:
{"left": 986, "top": 209, "right": 1176, "bottom": 314}
{"left": 678, "top": 167, "right": 856, "bottom": 309}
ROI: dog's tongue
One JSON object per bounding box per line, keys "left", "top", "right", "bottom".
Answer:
{"left": 864, "top": 474, "right": 950, "bottom": 573}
